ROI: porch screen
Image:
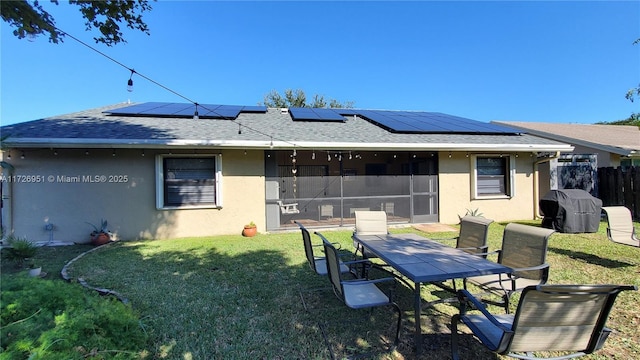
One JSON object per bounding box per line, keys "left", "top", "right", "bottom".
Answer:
{"left": 163, "top": 157, "right": 217, "bottom": 206}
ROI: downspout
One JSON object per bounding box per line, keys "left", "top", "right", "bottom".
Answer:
{"left": 533, "top": 151, "right": 560, "bottom": 219}
{"left": 0, "top": 158, "right": 14, "bottom": 241}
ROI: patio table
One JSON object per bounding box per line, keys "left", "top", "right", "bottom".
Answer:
{"left": 353, "top": 232, "right": 512, "bottom": 354}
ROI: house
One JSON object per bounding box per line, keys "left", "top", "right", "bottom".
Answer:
{"left": 0, "top": 102, "right": 572, "bottom": 244}
{"left": 492, "top": 121, "right": 640, "bottom": 196}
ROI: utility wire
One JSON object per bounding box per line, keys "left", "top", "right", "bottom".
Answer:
{"left": 57, "top": 28, "right": 197, "bottom": 105}
{"left": 56, "top": 26, "right": 305, "bottom": 148}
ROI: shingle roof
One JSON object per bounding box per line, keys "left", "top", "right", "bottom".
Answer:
{"left": 493, "top": 121, "right": 640, "bottom": 156}
{"left": 1, "top": 103, "right": 572, "bottom": 152}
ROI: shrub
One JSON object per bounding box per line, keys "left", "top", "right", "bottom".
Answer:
{"left": 2, "top": 236, "right": 38, "bottom": 268}
{"left": 0, "top": 275, "right": 148, "bottom": 359}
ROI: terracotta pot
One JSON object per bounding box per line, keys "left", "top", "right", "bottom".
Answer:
{"left": 91, "top": 232, "right": 111, "bottom": 246}
{"left": 242, "top": 226, "right": 257, "bottom": 237}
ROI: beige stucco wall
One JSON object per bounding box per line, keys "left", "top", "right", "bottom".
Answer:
{"left": 438, "top": 152, "right": 536, "bottom": 225}
{"left": 2, "top": 148, "right": 265, "bottom": 243}
{"left": 568, "top": 145, "right": 619, "bottom": 167}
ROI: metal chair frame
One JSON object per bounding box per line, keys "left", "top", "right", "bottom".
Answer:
{"left": 451, "top": 284, "right": 637, "bottom": 359}
{"left": 319, "top": 232, "right": 402, "bottom": 359}
{"left": 464, "top": 223, "right": 555, "bottom": 312}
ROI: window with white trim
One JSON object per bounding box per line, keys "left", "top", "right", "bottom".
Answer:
{"left": 471, "top": 155, "right": 515, "bottom": 199}
{"left": 156, "top": 154, "right": 222, "bottom": 209}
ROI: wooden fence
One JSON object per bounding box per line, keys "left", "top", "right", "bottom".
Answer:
{"left": 597, "top": 166, "right": 640, "bottom": 220}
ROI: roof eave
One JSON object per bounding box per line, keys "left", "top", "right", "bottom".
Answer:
{"left": 2, "top": 138, "right": 574, "bottom": 153}
{"left": 494, "top": 125, "right": 637, "bottom": 156}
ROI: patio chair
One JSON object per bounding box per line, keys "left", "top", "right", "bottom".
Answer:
{"left": 319, "top": 232, "right": 402, "bottom": 356}
{"left": 318, "top": 204, "right": 334, "bottom": 221}
{"left": 294, "top": 221, "right": 350, "bottom": 276}
{"left": 380, "top": 202, "right": 395, "bottom": 217}
{"left": 602, "top": 206, "right": 639, "bottom": 247}
{"left": 433, "top": 215, "right": 494, "bottom": 255}
{"left": 431, "top": 216, "right": 494, "bottom": 293}
{"left": 277, "top": 200, "right": 300, "bottom": 214}
{"left": 463, "top": 223, "right": 555, "bottom": 312}
{"left": 451, "top": 284, "right": 637, "bottom": 360}
{"left": 352, "top": 210, "right": 389, "bottom": 260}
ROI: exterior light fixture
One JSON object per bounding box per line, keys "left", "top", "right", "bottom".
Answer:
{"left": 193, "top": 103, "right": 199, "bottom": 120}
{"left": 127, "top": 69, "right": 135, "bottom": 92}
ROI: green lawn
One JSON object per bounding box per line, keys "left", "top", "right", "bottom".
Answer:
{"left": 2, "top": 220, "right": 639, "bottom": 359}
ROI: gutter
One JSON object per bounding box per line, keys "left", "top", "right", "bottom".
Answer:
{"left": 2, "top": 138, "right": 575, "bottom": 153}
{"left": 533, "top": 151, "right": 561, "bottom": 219}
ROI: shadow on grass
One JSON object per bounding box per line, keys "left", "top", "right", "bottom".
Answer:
{"left": 548, "top": 246, "right": 636, "bottom": 268}
{"left": 59, "top": 236, "right": 504, "bottom": 360}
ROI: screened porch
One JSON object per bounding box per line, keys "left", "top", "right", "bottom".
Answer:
{"left": 264, "top": 150, "right": 439, "bottom": 231}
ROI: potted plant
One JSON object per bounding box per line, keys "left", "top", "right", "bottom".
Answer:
{"left": 28, "top": 263, "right": 43, "bottom": 277}
{"left": 87, "top": 219, "right": 112, "bottom": 245}
{"left": 242, "top": 221, "right": 257, "bottom": 237}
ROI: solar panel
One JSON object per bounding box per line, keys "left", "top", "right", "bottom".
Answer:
{"left": 335, "top": 109, "right": 359, "bottom": 115}
{"left": 106, "top": 102, "right": 168, "bottom": 115}
{"left": 357, "top": 110, "right": 519, "bottom": 134}
{"left": 241, "top": 105, "right": 268, "bottom": 113}
{"left": 104, "top": 102, "right": 267, "bottom": 119}
{"left": 289, "top": 107, "right": 346, "bottom": 122}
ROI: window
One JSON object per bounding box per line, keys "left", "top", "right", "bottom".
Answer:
{"left": 471, "top": 155, "right": 515, "bottom": 198}
{"left": 156, "top": 155, "right": 222, "bottom": 209}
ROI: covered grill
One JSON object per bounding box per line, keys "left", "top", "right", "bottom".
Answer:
{"left": 540, "top": 189, "right": 602, "bottom": 233}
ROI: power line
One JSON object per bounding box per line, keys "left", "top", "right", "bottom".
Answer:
{"left": 56, "top": 26, "right": 302, "bottom": 147}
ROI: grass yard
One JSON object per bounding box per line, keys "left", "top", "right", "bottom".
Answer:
{"left": 2, "top": 220, "right": 639, "bottom": 359}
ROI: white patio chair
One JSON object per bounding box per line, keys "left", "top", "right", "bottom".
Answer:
{"left": 602, "top": 206, "right": 639, "bottom": 247}
{"left": 352, "top": 210, "right": 388, "bottom": 260}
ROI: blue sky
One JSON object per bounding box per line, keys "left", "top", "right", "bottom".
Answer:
{"left": 1, "top": 1, "right": 639, "bottom": 126}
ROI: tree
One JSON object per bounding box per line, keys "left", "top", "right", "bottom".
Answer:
{"left": 596, "top": 113, "right": 640, "bottom": 127}
{"left": 625, "top": 38, "right": 640, "bottom": 102}
{"left": 262, "top": 89, "right": 354, "bottom": 108}
{"left": 1, "top": 0, "right": 152, "bottom": 46}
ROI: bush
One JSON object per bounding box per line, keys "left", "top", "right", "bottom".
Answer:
{"left": 0, "top": 275, "right": 148, "bottom": 359}
{"left": 2, "top": 236, "right": 38, "bottom": 268}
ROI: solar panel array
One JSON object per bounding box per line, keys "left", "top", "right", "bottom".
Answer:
{"left": 106, "top": 102, "right": 519, "bottom": 135}
{"left": 288, "top": 107, "right": 519, "bottom": 134}
{"left": 105, "top": 102, "right": 267, "bottom": 119}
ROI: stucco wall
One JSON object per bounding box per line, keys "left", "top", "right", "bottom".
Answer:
{"left": 2, "top": 149, "right": 265, "bottom": 243}
{"left": 568, "top": 145, "right": 619, "bottom": 168}
{"left": 438, "top": 152, "right": 536, "bottom": 224}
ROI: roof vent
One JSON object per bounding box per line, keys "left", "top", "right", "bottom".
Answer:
{"left": 280, "top": 108, "right": 289, "bottom": 114}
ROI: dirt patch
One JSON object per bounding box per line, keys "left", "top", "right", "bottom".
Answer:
{"left": 412, "top": 223, "right": 458, "bottom": 233}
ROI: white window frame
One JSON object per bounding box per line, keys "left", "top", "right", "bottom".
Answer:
{"left": 470, "top": 154, "right": 515, "bottom": 199}
{"left": 155, "top": 154, "right": 223, "bottom": 209}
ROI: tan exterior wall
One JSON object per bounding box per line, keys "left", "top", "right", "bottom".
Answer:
{"left": 438, "top": 152, "right": 536, "bottom": 225}
{"left": 568, "top": 145, "right": 619, "bottom": 167}
{"left": 2, "top": 149, "right": 265, "bottom": 243}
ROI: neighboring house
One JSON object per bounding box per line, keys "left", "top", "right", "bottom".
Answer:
{"left": 0, "top": 102, "right": 572, "bottom": 244}
{"left": 493, "top": 121, "right": 640, "bottom": 197}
